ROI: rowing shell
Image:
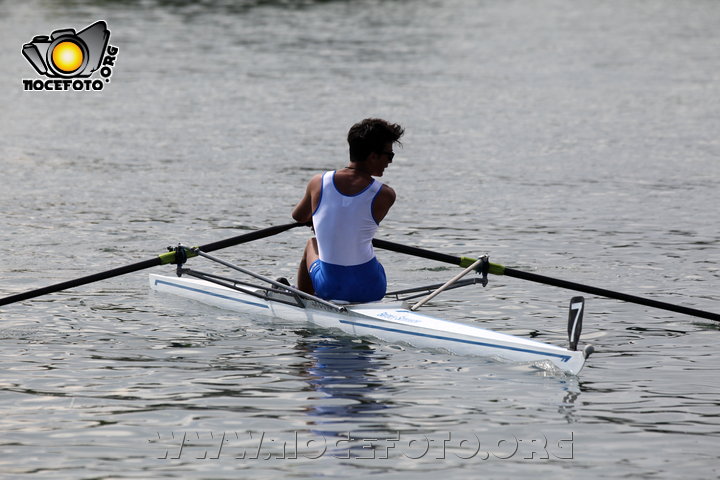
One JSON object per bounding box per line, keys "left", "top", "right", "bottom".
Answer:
{"left": 149, "top": 273, "right": 590, "bottom": 375}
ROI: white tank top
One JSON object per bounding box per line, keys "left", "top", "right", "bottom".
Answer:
{"left": 312, "top": 170, "right": 383, "bottom": 266}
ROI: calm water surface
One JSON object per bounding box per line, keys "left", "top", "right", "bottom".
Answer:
{"left": 1, "top": 0, "right": 719, "bottom": 478}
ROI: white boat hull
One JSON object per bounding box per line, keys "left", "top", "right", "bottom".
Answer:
{"left": 149, "top": 274, "right": 588, "bottom": 375}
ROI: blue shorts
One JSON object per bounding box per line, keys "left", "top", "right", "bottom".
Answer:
{"left": 309, "top": 257, "right": 387, "bottom": 303}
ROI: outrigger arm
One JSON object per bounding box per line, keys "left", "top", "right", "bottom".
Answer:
{"left": 410, "top": 256, "right": 489, "bottom": 311}
{"left": 171, "top": 246, "right": 347, "bottom": 313}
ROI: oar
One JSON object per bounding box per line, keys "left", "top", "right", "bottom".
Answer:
{"left": 373, "top": 238, "right": 720, "bottom": 323}
{"left": 0, "top": 222, "right": 306, "bottom": 307}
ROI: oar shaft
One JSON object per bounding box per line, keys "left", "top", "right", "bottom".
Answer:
{"left": 503, "top": 267, "right": 720, "bottom": 322}
{"left": 373, "top": 238, "right": 720, "bottom": 323}
{"left": 0, "top": 258, "right": 161, "bottom": 307}
{"left": 0, "top": 222, "right": 306, "bottom": 307}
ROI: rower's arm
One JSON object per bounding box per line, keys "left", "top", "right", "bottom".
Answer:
{"left": 292, "top": 174, "right": 322, "bottom": 223}
{"left": 372, "top": 184, "right": 396, "bottom": 224}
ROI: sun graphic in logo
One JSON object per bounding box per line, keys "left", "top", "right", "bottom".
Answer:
{"left": 22, "top": 21, "right": 119, "bottom": 91}
{"left": 51, "top": 41, "right": 84, "bottom": 73}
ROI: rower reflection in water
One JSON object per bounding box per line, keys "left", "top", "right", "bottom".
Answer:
{"left": 299, "top": 335, "right": 390, "bottom": 417}
{"left": 296, "top": 334, "right": 396, "bottom": 456}
{"left": 292, "top": 118, "right": 404, "bottom": 303}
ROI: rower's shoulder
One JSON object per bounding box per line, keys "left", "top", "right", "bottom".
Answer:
{"left": 375, "top": 183, "right": 396, "bottom": 211}
{"left": 379, "top": 183, "right": 396, "bottom": 201}
{"left": 307, "top": 173, "right": 323, "bottom": 190}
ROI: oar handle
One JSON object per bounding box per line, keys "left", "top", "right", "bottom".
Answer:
{"left": 197, "top": 222, "right": 310, "bottom": 253}
{"left": 372, "top": 239, "right": 505, "bottom": 275}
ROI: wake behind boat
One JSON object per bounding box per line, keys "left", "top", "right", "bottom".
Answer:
{"left": 149, "top": 247, "right": 593, "bottom": 375}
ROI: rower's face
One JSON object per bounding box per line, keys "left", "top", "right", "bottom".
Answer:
{"left": 369, "top": 142, "right": 394, "bottom": 177}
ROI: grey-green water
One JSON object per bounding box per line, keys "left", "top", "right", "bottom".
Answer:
{"left": 1, "top": 0, "right": 719, "bottom": 478}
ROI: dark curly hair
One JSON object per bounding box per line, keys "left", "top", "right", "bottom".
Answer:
{"left": 347, "top": 118, "right": 404, "bottom": 163}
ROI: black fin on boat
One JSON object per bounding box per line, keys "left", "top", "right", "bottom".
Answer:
{"left": 568, "top": 296, "right": 585, "bottom": 351}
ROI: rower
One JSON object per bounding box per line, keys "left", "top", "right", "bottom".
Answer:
{"left": 292, "top": 118, "right": 405, "bottom": 303}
